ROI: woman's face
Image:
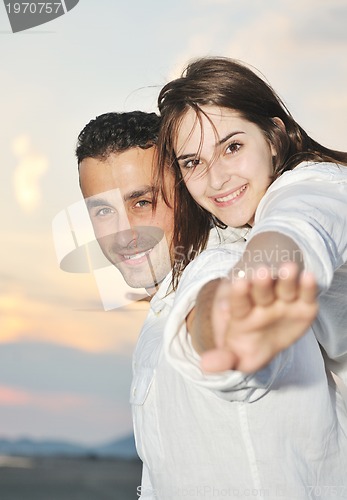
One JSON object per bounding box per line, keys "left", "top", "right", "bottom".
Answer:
{"left": 175, "top": 106, "right": 276, "bottom": 227}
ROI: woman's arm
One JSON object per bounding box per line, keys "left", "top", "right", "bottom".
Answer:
{"left": 173, "top": 163, "right": 347, "bottom": 375}
{"left": 188, "top": 232, "right": 318, "bottom": 372}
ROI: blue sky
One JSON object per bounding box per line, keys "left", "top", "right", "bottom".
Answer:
{"left": 0, "top": 0, "right": 346, "bottom": 445}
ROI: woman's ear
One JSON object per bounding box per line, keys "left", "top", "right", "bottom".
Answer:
{"left": 270, "top": 117, "right": 286, "bottom": 156}
{"left": 272, "top": 117, "right": 286, "bottom": 131}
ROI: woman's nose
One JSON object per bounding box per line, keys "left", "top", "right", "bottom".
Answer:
{"left": 208, "top": 158, "right": 232, "bottom": 191}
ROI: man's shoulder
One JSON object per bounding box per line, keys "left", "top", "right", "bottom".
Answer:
{"left": 149, "top": 271, "right": 175, "bottom": 314}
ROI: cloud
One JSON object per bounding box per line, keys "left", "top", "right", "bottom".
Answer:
{"left": 209, "top": 6, "right": 347, "bottom": 149}
{"left": 0, "top": 383, "right": 132, "bottom": 444}
{"left": 0, "top": 385, "right": 87, "bottom": 410}
{"left": 0, "top": 341, "right": 132, "bottom": 398}
{"left": 167, "top": 33, "right": 216, "bottom": 81}
{"left": 12, "top": 135, "right": 48, "bottom": 213}
{"left": 192, "top": 0, "right": 230, "bottom": 4}
{"left": 220, "top": 5, "right": 347, "bottom": 80}
{"left": 0, "top": 341, "right": 135, "bottom": 443}
{"left": 293, "top": 4, "right": 347, "bottom": 43}
{"left": 0, "top": 228, "right": 150, "bottom": 358}
{"left": 162, "top": 2, "right": 347, "bottom": 155}
{"left": 0, "top": 287, "right": 148, "bottom": 354}
{"left": 0, "top": 386, "right": 30, "bottom": 406}
{"left": 165, "top": 1, "right": 347, "bottom": 93}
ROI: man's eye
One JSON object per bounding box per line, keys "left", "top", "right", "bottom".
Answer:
{"left": 96, "top": 207, "right": 114, "bottom": 216}
{"left": 134, "top": 200, "right": 152, "bottom": 208}
{"left": 226, "top": 142, "right": 241, "bottom": 154}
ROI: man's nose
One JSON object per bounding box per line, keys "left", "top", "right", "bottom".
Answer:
{"left": 114, "top": 229, "right": 140, "bottom": 250}
{"left": 116, "top": 211, "right": 132, "bottom": 234}
{"left": 113, "top": 214, "right": 140, "bottom": 249}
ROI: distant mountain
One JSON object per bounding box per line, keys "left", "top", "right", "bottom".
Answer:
{"left": 0, "top": 437, "right": 87, "bottom": 457}
{"left": 0, "top": 434, "right": 138, "bottom": 460}
{"left": 94, "top": 434, "right": 138, "bottom": 459}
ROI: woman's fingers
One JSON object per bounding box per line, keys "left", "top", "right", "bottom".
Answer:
{"left": 250, "top": 266, "right": 274, "bottom": 306}
{"left": 200, "top": 349, "right": 237, "bottom": 372}
{"left": 299, "top": 271, "right": 318, "bottom": 303}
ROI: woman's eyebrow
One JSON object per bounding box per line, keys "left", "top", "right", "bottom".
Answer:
{"left": 176, "top": 153, "right": 195, "bottom": 161}
{"left": 176, "top": 131, "right": 245, "bottom": 160}
{"left": 216, "top": 131, "right": 245, "bottom": 146}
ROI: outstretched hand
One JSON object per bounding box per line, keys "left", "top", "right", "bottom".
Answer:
{"left": 200, "top": 262, "right": 318, "bottom": 373}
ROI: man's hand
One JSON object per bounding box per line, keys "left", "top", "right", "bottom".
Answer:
{"left": 199, "top": 262, "right": 318, "bottom": 373}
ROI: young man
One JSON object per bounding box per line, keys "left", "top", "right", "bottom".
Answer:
{"left": 75, "top": 111, "right": 246, "bottom": 498}
{"left": 77, "top": 111, "right": 174, "bottom": 297}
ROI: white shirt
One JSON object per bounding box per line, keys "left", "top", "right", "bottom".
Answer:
{"left": 131, "top": 225, "right": 246, "bottom": 499}
{"left": 132, "top": 162, "right": 347, "bottom": 499}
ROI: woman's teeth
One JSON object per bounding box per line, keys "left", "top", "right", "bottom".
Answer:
{"left": 216, "top": 185, "right": 247, "bottom": 203}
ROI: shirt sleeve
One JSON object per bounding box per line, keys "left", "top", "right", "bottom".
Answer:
{"left": 164, "top": 162, "right": 347, "bottom": 400}
{"left": 251, "top": 162, "right": 347, "bottom": 378}
{"left": 251, "top": 162, "right": 347, "bottom": 290}
{"left": 163, "top": 245, "right": 293, "bottom": 402}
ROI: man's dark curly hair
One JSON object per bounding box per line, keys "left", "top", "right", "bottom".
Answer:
{"left": 76, "top": 111, "right": 160, "bottom": 164}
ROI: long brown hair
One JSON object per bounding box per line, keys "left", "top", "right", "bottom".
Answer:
{"left": 157, "top": 57, "right": 347, "bottom": 288}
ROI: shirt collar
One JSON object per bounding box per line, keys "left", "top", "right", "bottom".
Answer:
{"left": 150, "top": 271, "right": 174, "bottom": 315}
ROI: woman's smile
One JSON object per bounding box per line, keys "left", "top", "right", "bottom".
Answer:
{"left": 211, "top": 183, "right": 248, "bottom": 206}
{"left": 175, "top": 106, "right": 275, "bottom": 228}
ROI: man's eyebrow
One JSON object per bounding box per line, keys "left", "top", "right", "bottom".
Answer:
{"left": 176, "top": 131, "right": 245, "bottom": 160}
{"left": 123, "top": 186, "right": 154, "bottom": 202}
{"left": 86, "top": 197, "right": 108, "bottom": 209}
{"left": 85, "top": 186, "right": 154, "bottom": 208}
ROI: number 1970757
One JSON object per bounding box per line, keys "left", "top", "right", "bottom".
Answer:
{"left": 6, "top": 3, "right": 63, "bottom": 14}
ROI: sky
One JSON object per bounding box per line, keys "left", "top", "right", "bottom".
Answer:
{"left": 0, "top": 0, "right": 346, "bottom": 446}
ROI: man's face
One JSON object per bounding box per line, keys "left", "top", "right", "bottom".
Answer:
{"left": 79, "top": 147, "right": 175, "bottom": 295}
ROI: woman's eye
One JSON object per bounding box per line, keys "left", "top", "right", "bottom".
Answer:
{"left": 226, "top": 142, "right": 241, "bottom": 154}
{"left": 182, "top": 158, "right": 202, "bottom": 169}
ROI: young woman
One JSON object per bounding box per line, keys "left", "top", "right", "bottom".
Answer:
{"left": 157, "top": 57, "right": 347, "bottom": 373}
{"left": 133, "top": 57, "right": 347, "bottom": 498}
